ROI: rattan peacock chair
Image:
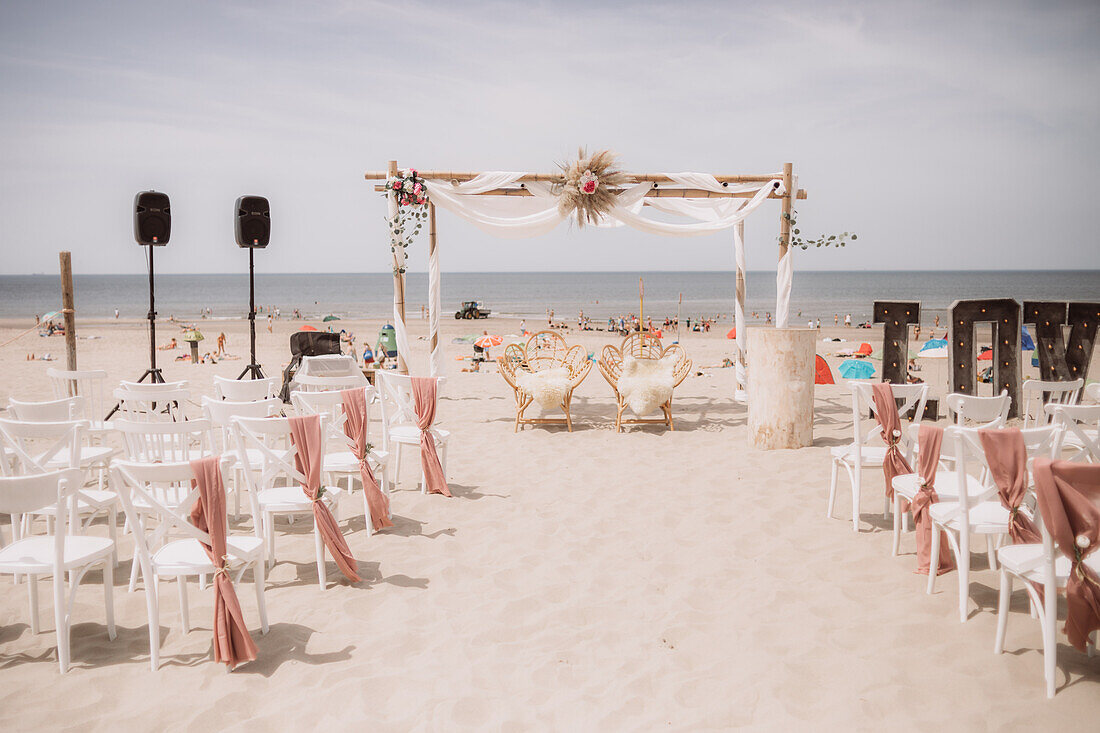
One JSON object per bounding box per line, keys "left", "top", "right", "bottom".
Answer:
{"left": 597, "top": 333, "right": 692, "bottom": 432}
{"left": 497, "top": 330, "right": 592, "bottom": 432}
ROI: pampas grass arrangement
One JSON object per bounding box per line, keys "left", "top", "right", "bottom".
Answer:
{"left": 557, "top": 148, "right": 631, "bottom": 227}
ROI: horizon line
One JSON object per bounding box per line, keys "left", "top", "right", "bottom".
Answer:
{"left": 3, "top": 268, "right": 1098, "bottom": 277}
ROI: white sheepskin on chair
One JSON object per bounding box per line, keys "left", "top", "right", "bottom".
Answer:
{"left": 516, "top": 367, "right": 571, "bottom": 410}
{"left": 618, "top": 356, "right": 676, "bottom": 416}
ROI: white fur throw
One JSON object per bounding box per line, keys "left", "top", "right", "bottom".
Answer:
{"left": 516, "top": 367, "right": 571, "bottom": 410}
{"left": 618, "top": 356, "right": 676, "bottom": 416}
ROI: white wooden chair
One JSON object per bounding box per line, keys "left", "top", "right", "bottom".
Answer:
{"left": 291, "top": 388, "right": 391, "bottom": 534}
{"left": 112, "top": 459, "right": 268, "bottom": 670}
{"left": 1047, "top": 403, "right": 1100, "bottom": 464}
{"left": 202, "top": 397, "right": 282, "bottom": 519}
{"left": 213, "top": 375, "right": 278, "bottom": 402}
{"left": 827, "top": 382, "right": 928, "bottom": 532}
{"left": 294, "top": 373, "right": 369, "bottom": 393}
{"left": 231, "top": 416, "right": 345, "bottom": 588}
{"left": 0, "top": 469, "right": 116, "bottom": 673}
{"left": 376, "top": 372, "right": 449, "bottom": 493}
{"left": 47, "top": 368, "right": 113, "bottom": 440}
{"left": 0, "top": 418, "right": 120, "bottom": 547}
{"left": 5, "top": 399, "right": 117, "bottom": 490}
{"left": 113, "top": 383, "right": 190, "bottom": 423}
{"left": 1020, "top": 378, "right": 1083, "bottom": 428}
{"left": 929, "top": 426, "right": 1058, "bottom": 622}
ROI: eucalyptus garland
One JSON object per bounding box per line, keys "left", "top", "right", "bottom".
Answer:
{"left": 384, "top": 168, "right": 429, "bottom": 274}
{"left": 780, "top": 209, "right": 857, "bottom": 250}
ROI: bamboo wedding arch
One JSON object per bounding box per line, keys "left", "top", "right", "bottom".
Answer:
{"left": 364, "top": 159, "right": 808, "bottom": 395}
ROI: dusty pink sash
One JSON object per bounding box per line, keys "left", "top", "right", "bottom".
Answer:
{"left": 189, "top": 456, "right": 258, "bottom": 669}
{"left": 340, "top": 388, "right": 393, "bottom": 531}
{"left": 288, "top": 415, "right": 361, "bottom": 582}
{"left": 909, "top": 426, "right": 956, "bottom": 576}
{"left": 978, "top": 428, "right": 1041, "bottom": 545}
{"left": 411, "top": 377, "right": 450, "bottom": 497}
{"left": 872, "top": 382, "right": 911, "bottom": 503}
{"left": 1034, "top": 459, "right": 1100, "bottom": 652}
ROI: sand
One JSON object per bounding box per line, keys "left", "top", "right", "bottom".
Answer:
{"left": 0, "top": 313, "right": 1097, "bottom": 731}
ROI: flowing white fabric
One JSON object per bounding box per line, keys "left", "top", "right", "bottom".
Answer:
{"left": 775, "top": 175, "right": 797, "bottom": 329}
{"left": 427, "top": 211, "right": 443, "bottom": 376}
{"left": 734, "top": 220, "right": 748, "bottom": 401}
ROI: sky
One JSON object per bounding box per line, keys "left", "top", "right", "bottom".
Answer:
{"left": 0, "top": 0, "right": 1097, "bottom": 276}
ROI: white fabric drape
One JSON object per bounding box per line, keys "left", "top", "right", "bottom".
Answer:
{"left": 734, "top": 220, "right": 748, "bottom": 402}
{"left": 427, "top": 209, "right": 443, "bottom": 376}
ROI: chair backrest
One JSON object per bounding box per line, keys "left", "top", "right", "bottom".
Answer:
{"left": 293, "top": 374, "right": 369, "bottom": 393}
{"left": 213, "top": 375, "right": 278, "bottom": 402}
{"left": 113, "top": 386, "right": 190, "bottom": 422}
{"left": 946, "top": 390, "right": 1011, "bottom": 428}
{"left": 1050, "top": 404, "right": 1100, "bottom": 464}
{"left": 115, "top": 418, "right": 213, "bottom": 463}
{"left": 111, "top": 459, "right": 231, "bottom": 569}
{"left": 524, "top": 331, "right": 570, "bottom": 372}
{"left": 0, "top": 418, "right": 84, "bottom": 475}
{"left": 119, "top": 380, "right": 188, "bottom": 392}
{"left": 0, "top": 469, "right": 84, "bottom": 550}
{"left": 376, "top": 373, "right": 444, "bottom": 448}
{"left": 291, "top": 387, "right": 376, "bottom": 451}
{"left": 1021, "top": 378, "right": 1084, "bottom": 428}
{"left": 231, "top": 416, "right": 315, "bottom": 521}
{"left": 201, "top": 397, "right": 281, "bottom": 452}
{"left": 848, "top": 382, "right": 929, "bottom": 455}
{"left": 47, "top": 368, "right": 109, "bottom": 427}
{"left": 8, "top": 396, "right": 83, "bottom": 422}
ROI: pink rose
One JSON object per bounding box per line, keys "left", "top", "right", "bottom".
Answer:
{"left": 413, "top": 183, "right": 422, "bottom": 193}
{"left": 582, "top": 180, "right": 597, "bottom": 194}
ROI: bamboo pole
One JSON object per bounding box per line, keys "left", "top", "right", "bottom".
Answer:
{"left": 779, "top": 163, "right": 793, "bottom": 261}
{"left": 365, "top": 170, "right": 782, "bottom": 184}
{"left": 59, "top": 251, "right": 76, "bottom": 371}
{"left": 427, "top": 201, "right": 438, "bottom": 371}
{"left": 388, "top": 160, "right": 409, "bottom": 374}
{"left": 372, "top": 184, "right": 807, "bottom": 200}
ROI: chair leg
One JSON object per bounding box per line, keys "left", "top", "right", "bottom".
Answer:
{"left": 851, "top": 467, "right": 861, "bottom": 533}
{"left": 265, "top": 512, "right": 276, "bottom": 569}
{"left": 957, "top": 539, "right": 970, "bottom": 623}
{"left": 987, "top": 535, "right": 998, "bottom": 571}
{"left": 177, "top": 576, "right": 190, "bottom": 634}
{"left": 108, "top": 508, "right": 119, "bottom": 567}
{"left": 146, "top": 576, "right": 160, "bottom": 671}
{"left": 314, "top": 523, "right": 327, "bottom": 590}
{"left": 103, "top": 558, "right": 116, "bottom": 641}
{"left": 994, "top": 567, "right": 1011, "bottom": 654}
{"left": 927, "top": 527, "right": 941, "bottom": 595}
{"left": 1044, "top": 576, "right": 1058, "bottom": 698}
{"left": 827, "top": 460, "right": 839, "bottom": 519}
{"left": 393, "top": 443, "right": 403, "bottom": 490}
{"left": 53, "top": 571, "right": 69, "bottom": 673}
{"left": 253, "top": 561, "right": 269, "bottom": 634}
{"left": 28, "top": 573, "right": 40, "bottom": 634}
{"left": 891, "top": 494, "right": 902, "bottom": 557}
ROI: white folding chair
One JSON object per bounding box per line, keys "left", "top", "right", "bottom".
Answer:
{"left": 47, "top": 368, "right": 113, "bottom": 440}
{"left": 213, "top": 375, "right": 278, "bottom": 402}
{"left": 376, "top": 372, "right": 449, "bottom": 493}
{"left": 292, "top": 387, "right": 391, "bottom": 534}
{"left": 0, "top": 469, "right": 116, "bottom": 673}
{"left": 1020, "top": 378, "right": 1083, "bottom": 428}
{"left": 112, "top": 459, "right": 268, "bottom": 670}
{"left": 930, "top": 426, "right": 1058, "bottom": 621}
{"left": 294, "top": 374, "right": 369, "bottom": 393}
{"left": 115, "top": 418, "right": 214, "bottom": 464}
{"left": 202, "top": 397, "right": 282, "bottom": 520}
{"left": 826, "top": 381, "right": 928, "bottom": 532}
{"left": 8, "top": 396, "right": 83, "bottom": 422}
{"left": 113, "top": 383, "right": 191, "bottom": 423}
{"left": 1047, "top": 404, "right": 1100, "bottom": 464}
{"left": 231, "top": 416, "right": 345, "bottom": 589}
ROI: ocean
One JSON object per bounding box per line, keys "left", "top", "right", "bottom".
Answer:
{"left": 1, "top": 271, "right": 1097, "bottom": 325}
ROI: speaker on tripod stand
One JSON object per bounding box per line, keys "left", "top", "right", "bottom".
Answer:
{"left": 105, "top": 190, "right": 171, "bottom": 420}
{"left": 236, "top": 195, "right": 270, "bottom": 380}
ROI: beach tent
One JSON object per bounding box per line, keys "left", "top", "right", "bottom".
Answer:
{"left": 978, "top": 346, "right": 993, "bottom": 361}
{"left": 367, "top": 158, "right": 808, "bottom": 399}
{"left": 726, "top": 327, "right": 737, "bottom": 339}
{"left": 299, "top": 324, "right": 318, "bottom": 332}
{"left": 918, "top": 338, "right": 948, "bottom": 359}
{"left": 855, "top": 342, "right": 873, "bottom": 356}
{"left": 1021, "top": 326, "right": 1035, "bottom": 351}
{"left": 815, "top": 355, "right": 835, "bottom": 385}
{"left": 839, "top": 359, "right": 875, "bottom": 379}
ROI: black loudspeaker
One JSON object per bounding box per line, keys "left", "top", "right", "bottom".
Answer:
{"left": 235, "top": 195, "right": 270, "bottom": 248}
{"left": 134, "top": 191, "right": 171, "bottom": 245}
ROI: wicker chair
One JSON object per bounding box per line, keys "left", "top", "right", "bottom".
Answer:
{"left": 598, "top": 333, "right": 692, "bottom": 432}
{"left": 497, "top": 331, "right": 591, "bottom": 432}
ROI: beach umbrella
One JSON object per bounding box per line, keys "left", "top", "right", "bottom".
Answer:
{"left": 300, "top": 324, "right": 318, "bottom": 332}
{"left": 838, "top": 359, "right": 876, "bottom": 379}
{"left": 978, "top": 346, "right": 993, "bottom": 361}
{"left": 1021, "top": 326, "right": 1035, "bottom": 351}
{"left": 815, "top": 355, "right": 835, "bottom": 385}
{"left": 918, "top": 338, "right": 948, "bottom": 359}
{"left": 474, "top": 334, "right": 503, "bottom": 349}
{"left": 856, "top": 342, "right": 873, "bottom": 356}
{"left": 182, "top": 328, "right": 204, "bottom": 342}
{"left": 322, "top": 314, "right": 340, "bottom": 322}
{"left": 40, "top": 310, "right": 62, "bottom": 323}
{"left": 726, "top": 327, "right": 736, "bottom": 339}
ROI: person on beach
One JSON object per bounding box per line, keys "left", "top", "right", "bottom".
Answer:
{"left": 267, "top": 314, "right": 273, "bottom": 333}
{"left": 362, "top": 344, "right": 374, "bottom": 366}
{"left": 158, "top": 337, "right": 177, "bottom": 350}
{"left": 834, "top": 314, "right": 838, "bottom": 325}
{"left": 114, "top": 309, "right": 119, "bottom": 319}
{"left": 216, "top": 332, "right": 226, "bottom": 355}
{"left": 520, "top": 319, "right": 526, "bottom": 334}
{"left": 844, "top": 313, "right": 852, "bottom": 327}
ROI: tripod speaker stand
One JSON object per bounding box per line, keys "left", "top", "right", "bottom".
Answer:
{"left": 235, "top": 195, "right": 270, "bottom": 380}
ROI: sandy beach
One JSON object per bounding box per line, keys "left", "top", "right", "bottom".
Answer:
{"left": 0, "top": 313, "right": 1096, "bottom": 731}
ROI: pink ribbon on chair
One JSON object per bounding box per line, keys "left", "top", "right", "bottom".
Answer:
{"left": 978, "top": 428, "right": 1041, "bottom": 545}
{"left": 909, "top": 426, "right": 956, "bottom": 576}
{"left": 1034, "top": 459, "right": 1100, "bottom": 652}
{"left": 872, "top": 382, "right": 912, "bottom": 503}
{"left": 288, "top": 415, "right": 361, "bottom": 582}
{"left": 340, "top": 388, "right": 393, "bottom": 531}
{"left": 189, "top": 456, "right": 258, "bottom": 669}
{"left": 411, "top": 377, "right": 450, "bottom": 497}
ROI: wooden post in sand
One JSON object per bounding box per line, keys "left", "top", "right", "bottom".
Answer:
{"left": 427, "top": 200, "right": 439, "bottom": 374}
{"left": 776, "top": 162, "right": 794, "bottom": 329}
{"left": 388, "top": 159, "right": 409, "bottom": 374}
{"left": 59, "top": 251, "right": 77, "bottom": 370}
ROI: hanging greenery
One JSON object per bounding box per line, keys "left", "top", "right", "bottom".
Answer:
{"left": 384, "top": 168, "right": 429, "bottom": 274}
{"left": 557, "top": 148, "right": 631, "bottom": 227}
{"left": 780, "top": 209, "right": 856, "bottom": 250}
